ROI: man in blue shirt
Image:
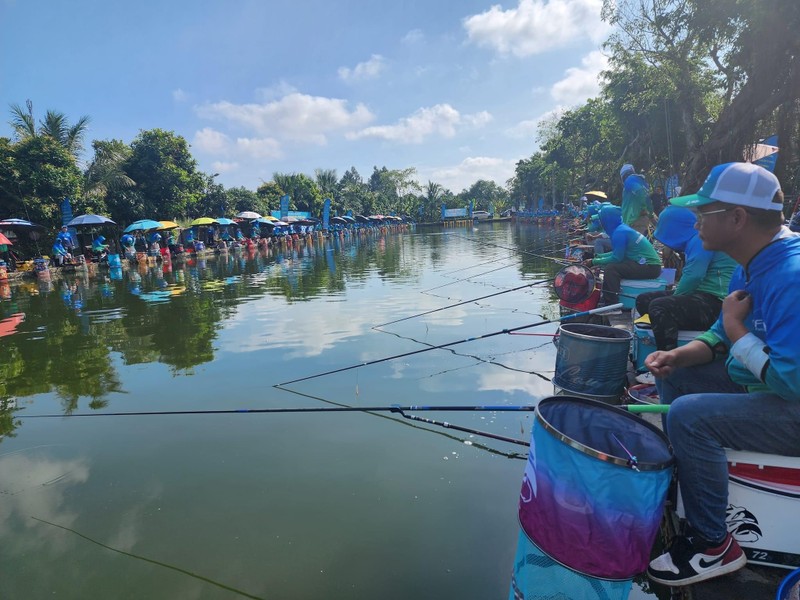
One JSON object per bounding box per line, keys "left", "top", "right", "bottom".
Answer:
{"left": 646, "top": 163, "right": 800, "bottom": 586}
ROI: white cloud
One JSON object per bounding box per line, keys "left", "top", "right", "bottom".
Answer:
{"left": 505, "top": 119, "right": 540, "bottom": 139}
{"left": 463, "top": 0, "right": 609, "bottom": 57}
{"left": 196, "top": 93, "right": 375, "bottom": 144}
{"left": 235, "top": 137, "right": 282, "bottom": 159}
{"left": 428, "top": 156, "right": 517, "bottom": 192}
{"left": 192, "top": 127, "right": 231, "bottom": 153}
{"left": 211, "top": 161, "right": 239, "bottom": 173}
{"left": 348, "top": 104, "right": 492, "bottom": 144}
{"left": 172, "top": 88, "right": 188, "bottom": 102}
{"left": 402, "top": 29, "right": 424, "bottom": 44}
{"left": 550, "top": 50, "right": 608, "bottom": 104}
{"left": 338, "top": 54, "right": 386, "bottom": 82}
{"left": 255, "top": 80, "right": 298, "bottom": 102}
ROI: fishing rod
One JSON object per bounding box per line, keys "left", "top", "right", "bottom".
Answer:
{"left": 373, "top": 278, "right": 553, "bottom": 328}
{"left": 276, "top": 303, "right": 623, "bottom": 387}
{"left": 452, "top": 233, "right": 573, "bottom": 266}
{"left": 17, "top": 403, "right": 669, "bottom": 450}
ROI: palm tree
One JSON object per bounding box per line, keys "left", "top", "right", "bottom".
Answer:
{"left": 314, "top": 168, "right": 337, "bottom": 199}
{"left": 8, "top": 100, "right": 90, "bottom": 157}
{"left": 84, "top": 140, "right": 135, "bottom": 199}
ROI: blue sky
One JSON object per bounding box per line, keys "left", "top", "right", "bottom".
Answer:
{"left": 0, "top": 0, "right": 610, "bottom": 194}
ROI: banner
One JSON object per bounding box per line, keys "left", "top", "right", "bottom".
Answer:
{"left": 60, "top": 197, "right": 77, "bottom": 248}
{"left": 322, "top": 198, "right": 331, "bottom": 230}
{"left": 280, "top": 195, "right": 290, "bottom": 220}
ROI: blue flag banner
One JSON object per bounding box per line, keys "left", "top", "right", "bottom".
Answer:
{"left": 323, "top": 198, "right": 331, "bottom": 230}
{"left": 441, "top": 203, "right": 446, "bottom": 220}
{"left": 280, "top": 195, "right": 290, "bottom": 220}
{"left": 752, "top": 135, "right": 779, "bottom": 173}
{"left": 60, "top": 197, "right": 77, "bottom": 247}
{"left": 538, "top": 198, "right": 544, "bottom": 210}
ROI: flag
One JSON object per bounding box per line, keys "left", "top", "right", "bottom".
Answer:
{"left": 280, "top": 195, "right": 290, "bottom": 219}
{"left": 322, "top": 198, "right": 331, "bottom": 230}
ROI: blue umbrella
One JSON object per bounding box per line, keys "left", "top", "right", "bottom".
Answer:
{"left": 67, "top": 214, "right": 116, "bottom": 227}
{"left": 214, "top": 217, "right": 236, "bottom": 226}
{"left": 0, "top": 218, "right": 46, "bottom": 231}
{"left": 123, "top": 219, "right": 162, "bottom": 233}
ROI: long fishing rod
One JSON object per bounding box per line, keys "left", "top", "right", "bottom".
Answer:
{"left": 452, "top": 233, "right": 573, "bottom": 266}
{"left": 373, "top": 278, "right": 553, "bottom": 328}
{"left": 276, "top": 303, "right": 623, "bottom": 387}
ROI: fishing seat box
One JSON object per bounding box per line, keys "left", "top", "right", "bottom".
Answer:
{"left": 677, "top": 450, "right": 800, "bottom": 569}
{"left": 619, "top": 278, "right": 667, "bottom": 309}
{"left": 632, "top": 326, "right": 702, "bottom": 370}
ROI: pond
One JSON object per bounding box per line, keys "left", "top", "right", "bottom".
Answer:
{"left": 0, "top": 224, "right": 665, "bottom": 599}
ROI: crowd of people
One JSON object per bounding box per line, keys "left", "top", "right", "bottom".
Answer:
{"left": 574, "top": 161, "right": 799, "bottom": 587}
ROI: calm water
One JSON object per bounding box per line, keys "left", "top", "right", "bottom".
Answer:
{"left": 0, "top": 224, "right": 661, "bottom": 599}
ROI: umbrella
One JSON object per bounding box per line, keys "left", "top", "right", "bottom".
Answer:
{"left": 331, "top": 216, "right": 348, "bottom": 224}
{"left": 235, "top": 211, "right": 262, "bottom": 220}
{"left": 157, "top": 221, "right": 180, "bottom": 230}
{"left": 340, "top": 215, "right": 356, "bottom": 223}
{"left": 254, "top": 217, "right": 275, "bottom": 225}
{"left": 191, "top": 217, "right": 217, "bottom": 226}
{"left": 68, "top": 214, "right": 116, "bottom": 227}
{"left": 585, "top": 191, "right": 608, "bottom": 200}
{"left": 123, "top": 219, "right": 162, "bottom": 233}
{"left": 261, "top": 215, "right": 279, "bottom": 221}
{"left": 215, "top": 217, "right": 236, "bottom": 226}
{"left": 0, "top": 232, "right": 12, "bottom": 246}
{"left": 0, "top": 218, "right": 46, "bottom": 231}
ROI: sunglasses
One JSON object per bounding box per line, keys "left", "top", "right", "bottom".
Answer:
{"left": 695, "top": 207, "right": 735, "bottom": 223}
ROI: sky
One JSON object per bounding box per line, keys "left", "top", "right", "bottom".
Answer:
{"left": 0, "top": 0, "right": 611, "bottom": 194}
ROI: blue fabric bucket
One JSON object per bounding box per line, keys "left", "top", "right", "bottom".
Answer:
{"left": 518, "top": 396, "right": 674, "bottom": 580}
{"left": 553, "top": 323, "right": 632, "bottom": 400}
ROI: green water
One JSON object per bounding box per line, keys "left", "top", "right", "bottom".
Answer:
{"left": 0, "top": 224, "right": 662, "bottom": 599}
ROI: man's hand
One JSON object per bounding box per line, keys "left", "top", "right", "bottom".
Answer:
{"left": 645, "top": 350, "right": 680, "bottom": 378}
{"left": 722, "top": 290, "right": 751, "bottom": 343}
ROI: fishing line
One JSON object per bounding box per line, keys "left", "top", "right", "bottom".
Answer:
{"left": 451, "top": 233, "right": 573, "bottom": 266}
{"left": 275, "top": 304, "right": 622, "bottom": 387}
{"left": 30, "top": 516, "right": 266, "bottom": 600}
{"left": 372, "top": 278, "right": 553, "bottom": 328}
{"left": 372, "top": 323, "right": 552, "bottom": 381}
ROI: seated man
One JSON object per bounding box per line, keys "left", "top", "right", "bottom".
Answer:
{"left": 51, "top": 239, "right": 72, "bottom": 266}
{"left": 91, "top": 235, "right": 109, "bottom": 259}
{"left": 120, "top": 234, "right": 136, "bottom": 258}
{"left": 645, "top": 162, "right": 800, "bottom": 586}
{"left": 635, "top": 205, "right": 737, "bottom": 351}
{"left": 583, "top": 204, "right": 662, "bottom": 309}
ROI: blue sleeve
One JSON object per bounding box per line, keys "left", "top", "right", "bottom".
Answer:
{"left": 675, "top": 245, "right": 713, "bottom": 295}
{"left": 760, "top": 281, "right": 800, "bottom": 401}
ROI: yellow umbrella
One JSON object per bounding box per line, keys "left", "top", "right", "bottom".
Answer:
{"left": 261, "top": 215, "right": 279, "bottom": 221}
{"left": 191, "top": 217, "right": 217, "bottom": 226}
{"left": 158, "top": 220, "right": 180, "bottom": 230}
{"left": 585, "top": 191, "right": 608, "bottom": 199}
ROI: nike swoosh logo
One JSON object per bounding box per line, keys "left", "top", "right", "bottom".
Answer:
{"left": 698, "top": 541, "right": 731, "bottom": 568}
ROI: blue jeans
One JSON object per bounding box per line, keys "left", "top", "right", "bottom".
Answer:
{"left": 657, "top": 362, "right": 800, "bottom": 543}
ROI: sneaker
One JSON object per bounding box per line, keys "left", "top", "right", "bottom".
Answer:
{"left": 636, "top": 372, "right": 656, "bottom": 385}
{"left": 647, "top": 531, "right": 746, "bottom": 586}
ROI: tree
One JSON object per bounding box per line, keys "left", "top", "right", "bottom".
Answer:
{"left": 256, "top": 181, "right": 285, "bottom": 213}
{"left": 602, "top": 0, "right": 800, "bottom": 189}
{"left": 460, "top": 179, "right": 510, "bottom": 212}
{"left": 272, "top": 172, "right": 322, "bottom": 215}
{"left": 124, "top": 129, "right": 204, "bottom": 219}
{"left": 226, "top": 186, "right": 261, "bottom": 214}
{"left": 84, "top": 139, "right": 136, "bottom": 221}
{"left": 9, "top": 100, "right": 90, "bottom": 158}
{"left": 0, "top": 135, "right": 83, "bottom": 226}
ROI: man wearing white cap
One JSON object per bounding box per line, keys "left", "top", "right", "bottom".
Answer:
{"left": 645, "top": 162, "right": 800, "bottom": 586}
{"left": 620, "top": 164, "right": 656, "bottom": 234}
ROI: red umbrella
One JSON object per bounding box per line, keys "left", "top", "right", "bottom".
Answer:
{"left": 0, "top": 232, "right": 12, "bottom": 246}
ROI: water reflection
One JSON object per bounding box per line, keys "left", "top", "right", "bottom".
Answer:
{"left": 0, "top": 225, "right": 670, "bottom": 599}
